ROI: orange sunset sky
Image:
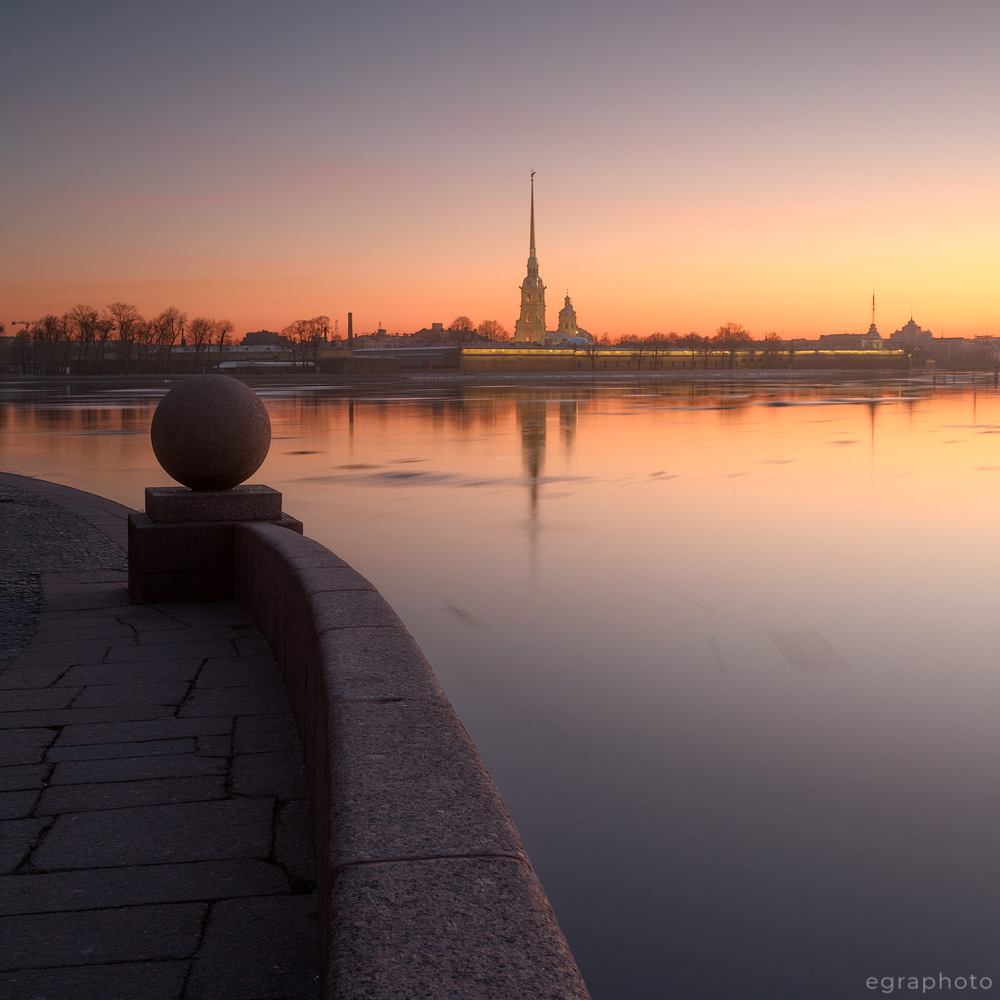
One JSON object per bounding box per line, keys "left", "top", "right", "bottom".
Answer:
{"left": 3, "top": 0, "right": 999, "bottom": 341}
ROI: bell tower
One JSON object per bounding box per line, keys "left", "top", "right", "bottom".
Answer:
{"left": 513, "top": 172, "right": 547, "bottom": 343}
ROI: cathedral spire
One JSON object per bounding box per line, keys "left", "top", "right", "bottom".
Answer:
{"left": 530, "top": 170, "right": 536, "bottom": 256}
{"left": 514, "top": 171, "right": 546, "bottom": 344}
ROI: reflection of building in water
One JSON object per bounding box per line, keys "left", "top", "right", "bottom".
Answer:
{"left": 518, "top": 398, "right": 546, "bottom": 520}
{"left": 559, "top": 398, "right": 578, "bottom": 453}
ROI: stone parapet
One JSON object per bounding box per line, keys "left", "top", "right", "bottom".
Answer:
{"left": 233, "top": 521, "right": 591, "bottom": 1000}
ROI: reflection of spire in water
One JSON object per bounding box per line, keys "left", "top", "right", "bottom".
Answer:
{"left": 866, "top": 397, "right": 877, "bottom": 464}
{"left": 559, "top": 399, "right": 578, "bottom": 454}
{"left": 517, "top": 397, "right": 546, "bottom": 578}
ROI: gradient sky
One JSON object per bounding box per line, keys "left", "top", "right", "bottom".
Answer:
{"left": 3, "top": 0, "right": 998, "bottom": 340}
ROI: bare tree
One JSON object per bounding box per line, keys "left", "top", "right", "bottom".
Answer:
{"left": 646, "top": 332, "right": 676, "bottom": 370}
{"left": 213, "top": 319, "right": 234, "bottom": 365}
{"left": 447, "top": 316, "right": 475, "bottom": 341}
{"left": 762, "top": 332, "right": 783, "bottom": 368}
{"left": 477, "top": 319, "right": 510, "bottom": 342}
{"left": 187, "top": 317, "right": 214, "bottom": 370}
{"left": 280, "top": 316, "right": 327, "bottom": 368}
{"left": 713, "top": 322, "right": 752, "bottom": 369}
{"left": 106, "top": 302, "right": 144, "bottom": 373}
{"left": 150, "top": 307, "right": 186, "bottom": 372}
{"left": 679, "top": 332, "right": 707, "bottom": 369}
{"left": 68, "top": 305, "right": 101, "bottom": 374}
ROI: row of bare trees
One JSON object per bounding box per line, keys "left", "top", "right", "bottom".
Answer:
{"left": 606, "top": 324, "right": 787, "bottom": 369}
{"left": 2, "top": 304, "right": 236, "bottom": 375}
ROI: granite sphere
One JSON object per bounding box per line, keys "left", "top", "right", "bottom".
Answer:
{"left": 151, "top": 375, "right": 271, "bottom": 490}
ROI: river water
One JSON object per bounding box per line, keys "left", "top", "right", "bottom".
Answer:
{"left": 3, "top": 373, "right": 1000, "bottom": 999}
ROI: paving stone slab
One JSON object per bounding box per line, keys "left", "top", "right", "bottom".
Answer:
{"left": 0, "top": 859, "right": 290, "bottom": 916}
{"left": 0, "top": 729, "right": 57, "bottom": 766}
{"left": 0, "top": 791, "right": 39, "bottom": 820}
{"left": 16, "top": 636, "right": 128, "bottom": 657}
{"left": 117, "top": 609, "right": 193, "bottom": 631}
{"left": 0, "top": 665, "right": 72, "bottom": 689}
{"left": 57, "top": 660, "right": 205, "bottom": 685}
{"left": 55, "top": 715, "right": 233, "bottom": 746}
{"left": 45, "top": 736, "right": 197, "bottom": 762}
{"left": 106, "top": 640, "right": 237, "bottom": 661}
{"left": 0, "top": 959, "right": 190, "bottom": 1000}
{"left": 184, "top": 895, "right": 321, "bottom": 1000}
{"left": 181, "top": 683, "right": 287, "bottom": 718}
{"left": 0, "top": 705, "right": 175, "bottom": 730}
{"left": 0, "top": 764, "right": 49, "bottom": 793}
{"left": 32, "top": 622, "right": 136, "bottom": 641}
{"left": 234, "top": 713, "right": 301, "bottom": 754}
{"left": 0, "top": 901, "right": 206, "bottom": 969}
{"left": 0, "top": 688, "right": 82, "bottom": 712}
{"left": 4, "top": 643, "right": 112, "bottom": 668}
{"left": 274, "top": 799, "right": 316, "bottom": 886}
{"left": 234, "top": 635, "right": 275, "bottom": 656}
{"left": 69, "top": 680, "right": 189, "bottom": 708}
{"left": 36, "top": 775, "right": 227, "bottom": 815}
{"left": 50, "top": 752, "right": 225, "bottom": 785}
{"left": 232, "top": 752, "right": 308, "bottom": 799}
{"left": 30, "top": 798, "right": 275, "bottom": 870}
{"left": 159, "top": 603, "right": 254, "bottom": 627}
{"left": 136, "top": 626, "right": 244, "bottom": 646}
{"left": 0, "top": 818, "right": 50, "bottom": 874}
{"left": 196, "top": 733, "right": 233, "bottom": 757}
{"left": 196, "top": 656, "right": 282, "bottom": 688}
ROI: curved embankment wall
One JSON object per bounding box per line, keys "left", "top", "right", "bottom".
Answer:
{"left": 233, "top": 521, "right": 591, "bottom": 1000}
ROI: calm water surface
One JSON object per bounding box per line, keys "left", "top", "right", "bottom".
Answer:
{"left": 4, "top": 374, "right": 1000, "bottom": 999}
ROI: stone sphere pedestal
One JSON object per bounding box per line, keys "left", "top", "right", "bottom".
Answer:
{"left": 128, "top": 375, "right": 302, "bottom": 604}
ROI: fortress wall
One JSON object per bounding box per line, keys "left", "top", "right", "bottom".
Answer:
{"left": 459, "top": 348, "right": 910, "bottom": 373}
{"left": 233, "top": 521, "right": 591, "bottom": 1000}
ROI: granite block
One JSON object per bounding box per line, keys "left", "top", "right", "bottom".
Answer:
{"left": 316, "top": 626, "right": 445, "bottom": 702}
{"left": 327, "top": 858, "right": 590, "bottom": 1000}
{"left": 329, "top": 700, "right": 527, "bottom": 866}
{"left": 145, "top": 484, "right": 283, "bottom": 524}
{"left": 310, "top": 589, "right": 402, "bottom": 633}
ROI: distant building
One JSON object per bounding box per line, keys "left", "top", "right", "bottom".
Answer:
{"left": 890, "top": 317, "right": 934, "bottom": 345}
{"left": 241, "top": 330, "right": 283, "bottom": 347}
{"left": 549, "top": 295, "right": 593, "bottom": 345}
{"left": 513, "top": 174, "right": 547, "bottom": 344}
{"left": 818, "top": 323, "right": 884, "bottom": 350}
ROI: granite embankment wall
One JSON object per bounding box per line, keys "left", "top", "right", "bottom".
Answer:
{"left": 233, "top": 521, "right": 591, "bottom": 1000}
